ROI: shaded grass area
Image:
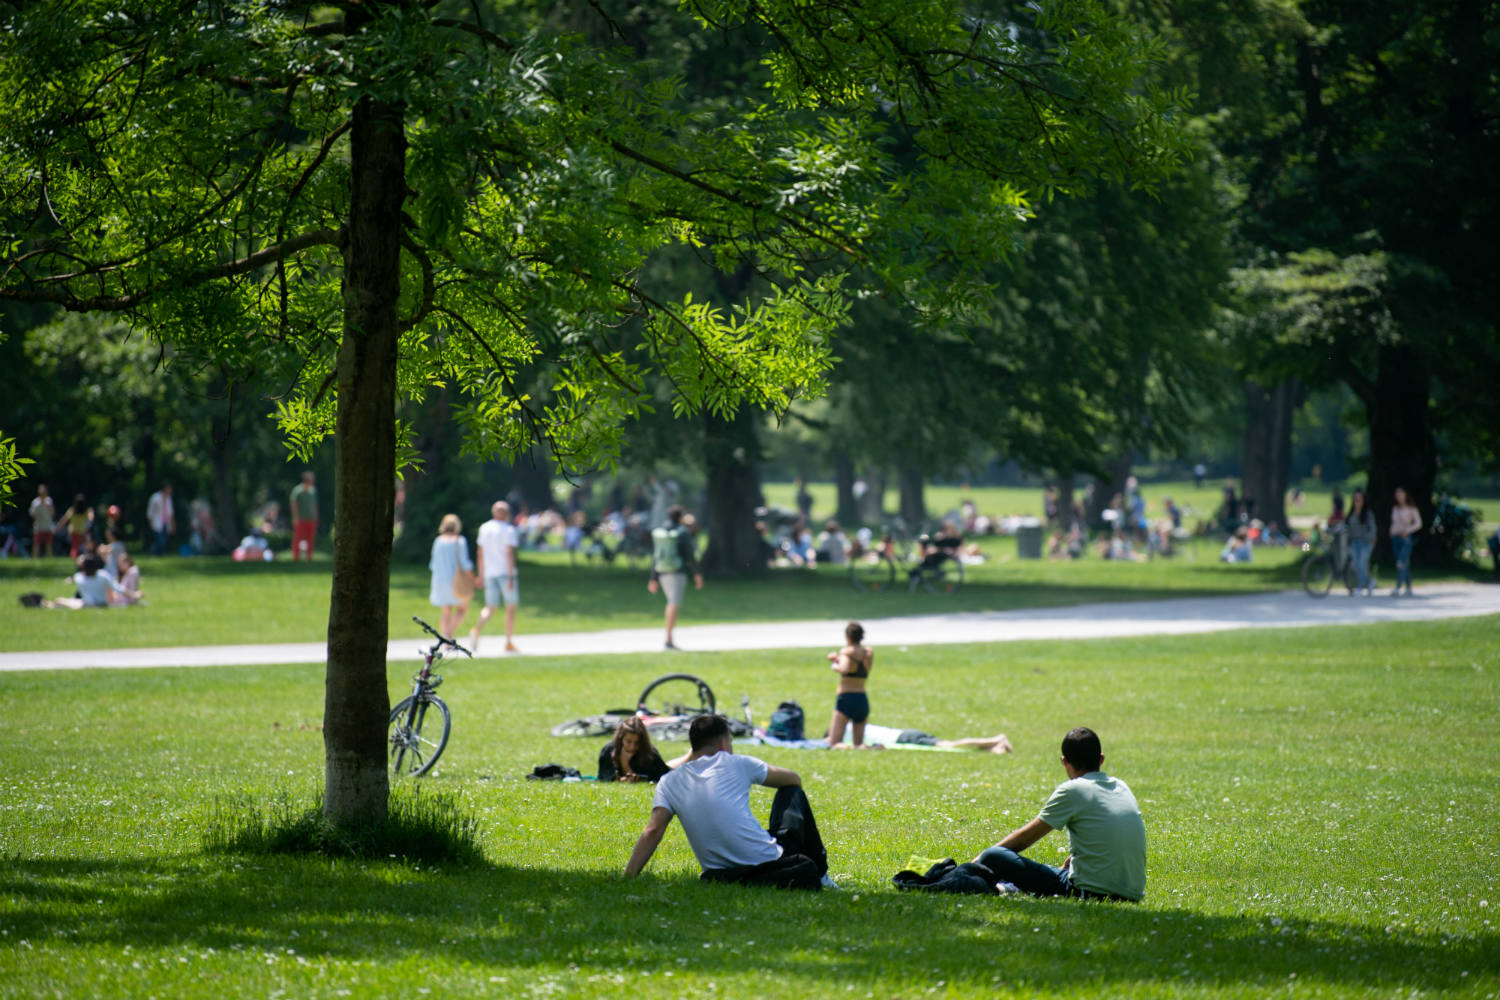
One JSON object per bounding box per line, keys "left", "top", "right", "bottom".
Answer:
{"left": 0, "top": 537, "right": 1329, "bottom": 652}
{"left": 1, "top": 617, "right": 1496, "bottom": 997}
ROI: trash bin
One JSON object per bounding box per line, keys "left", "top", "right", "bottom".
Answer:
{"left": 1016, "top": 519, "right": 1043, "bottom": 559}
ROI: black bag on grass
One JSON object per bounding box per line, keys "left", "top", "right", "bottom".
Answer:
{"left": 767, "top": 701, "right": 805, "bottom": 740}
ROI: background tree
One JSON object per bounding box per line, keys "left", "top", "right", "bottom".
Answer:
{"left": 0, "top": 0, "right": 1187, "bottom": 828}
{"left": 1137, "top": 0, "right": 1500, "bottom": 556}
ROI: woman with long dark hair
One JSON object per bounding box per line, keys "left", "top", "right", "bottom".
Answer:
{"left": 1345, "top": 489, "right": 1376, "bottom": 596}
{"left": 1389, "top": 487, "right": 1422, "bottom": 596}
{"left": 598, "top": 717, "right": 670, "bottom": 783}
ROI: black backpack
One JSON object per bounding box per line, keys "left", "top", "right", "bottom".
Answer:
{"left": 766, "top": 701, "right": 805, "bottom": 740}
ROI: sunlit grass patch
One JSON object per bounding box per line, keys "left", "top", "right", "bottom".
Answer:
{"left": 202, "top": 786, "right": 483, "bottom": 865}
{"left": 0, "top": 617, "right": 1496, "bottom": 997}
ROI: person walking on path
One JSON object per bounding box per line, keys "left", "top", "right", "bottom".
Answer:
{"left": 1389, "top": 487, "right": 1422, "bottom": 596}
{"left": 146, "top": 483, "right": 175, "bottom": 557}
{"left": 29, "top": 484, "right": 56, "bottom": 558}
{"left": 1345, "top": 489, "right": 1377, "bottom": 596}
{"left": 470, "top": 500, "right": 520, "bottom": 654}
{"left": 625, "top": 714, "right": 832, "bottom": 890}
{"left": 973, "top": 726, "right": 1146, "bottom": 902}
{"left": 427, "top": 513, "right": 476, "bottom": 638}
{"left": 289, "top": 471, "right": 319, "bottom": 562}
{"left": 648, "top": 504, "right": 701, "bottom": 650}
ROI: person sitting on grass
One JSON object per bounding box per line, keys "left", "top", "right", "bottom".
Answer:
{"left": 624, "top": 714, "right": 833, "bottom": 890}
{"left": 598, "top": 717, "right": 671, "bottom": 783}
{"left": 972, "top": 726, "right": 1146, "bottom": 902}
{"left": 48, "top": 553, "right": 128, "bottom": 609}
{"left": 108, "top": 552, "right": 144, "bottom": 606}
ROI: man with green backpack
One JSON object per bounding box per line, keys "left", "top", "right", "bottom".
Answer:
{"left": 647, "top": 504, "right": 702, "bottom": 650}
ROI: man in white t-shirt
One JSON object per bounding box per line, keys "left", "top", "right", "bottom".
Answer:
{"left": 624, "top": 715, "right": 831, "bottom": 890}
{"left": 469, "top": 500, "right": 519, "bottom": 653}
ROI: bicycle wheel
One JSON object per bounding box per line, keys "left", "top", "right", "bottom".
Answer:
{"left": 550, "top": 714, "right": 625, "bottom": 738}
{"left": 850, "top": 554, "right": 895, "bottom": 593}
{"left": 1301, "top": 554, "right": 1334, "bottom": 597}
{"left": 637, "top": 673, "right": 716, "bottom": 716}
{"left": 389, "top": 694, "right": 451, "bottom": 777}
{"left": 1341, "top": 561, "right": 1359, "bottom": 593}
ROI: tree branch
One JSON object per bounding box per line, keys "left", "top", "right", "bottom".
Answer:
{"left": 4, "top": 227, "right": 344, "bottom": 312}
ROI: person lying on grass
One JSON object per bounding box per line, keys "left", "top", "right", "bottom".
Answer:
{"left": 624, "top": 714, "right": 834, "bottom": 890}
{"left": 973, "top": 726, "right": 1146, "bottom": 902}
{"left": 597, "top": 716, "right": 671, "bottom": 783}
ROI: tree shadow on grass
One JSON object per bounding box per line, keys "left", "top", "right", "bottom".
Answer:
{"left": 3, "top": 855, "right": 1493, "bottom": 994}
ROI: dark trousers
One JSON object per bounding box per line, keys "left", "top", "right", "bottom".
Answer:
{"left": 701, "top": 786, "right": 828, "bottom": 890}
{"left": 976, "top": 845, "right": 1137, "bottom": 903}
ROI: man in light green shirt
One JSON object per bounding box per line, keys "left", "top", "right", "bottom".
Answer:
{"left": 975, "top": 726, "right": 1146, "bottom": 901}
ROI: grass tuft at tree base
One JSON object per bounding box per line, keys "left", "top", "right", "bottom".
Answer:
{"left": 202, "top": 786, "right": 483, "bottom": 865}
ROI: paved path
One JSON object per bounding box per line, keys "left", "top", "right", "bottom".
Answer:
{"left": 2, "top": 583, "right": 1495, "bottom": 672}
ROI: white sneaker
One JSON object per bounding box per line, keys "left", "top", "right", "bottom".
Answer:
{"left": 995, "top": 881, "right": 1022, "bottom": 895}
{"left": 819, "top": 873, "right": 841, "bottom": 890}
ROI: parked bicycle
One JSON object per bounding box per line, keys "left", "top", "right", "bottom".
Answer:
{"left": 388, "top": 616, "right": 471, "bottom": 777}
{"left": 1301, "top": 525, "right": 1358, "bottom": 598}
{"left": 850, "top": 529, "right": 964, "bottom": 594}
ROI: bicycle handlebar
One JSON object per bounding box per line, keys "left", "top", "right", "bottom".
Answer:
{"left": 411, "top": 615, "right": 472, "bottom": 657}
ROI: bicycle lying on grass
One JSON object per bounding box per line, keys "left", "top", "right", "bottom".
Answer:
{"left": 550, "top": 672, "right": 752, "bottom": 742}
{"left": 388, "top": 616, "right": 471, "bottom": 777}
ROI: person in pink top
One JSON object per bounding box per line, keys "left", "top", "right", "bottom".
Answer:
{"left": 1388, "top": 487, "right": 1422, "bottom": 596}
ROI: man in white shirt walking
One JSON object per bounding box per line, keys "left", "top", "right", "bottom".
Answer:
{"left": 470, "top": 500, "right": 519, "bottom": 653}
{"left": 624, "top": 715, "right": 832, "bottom": 890}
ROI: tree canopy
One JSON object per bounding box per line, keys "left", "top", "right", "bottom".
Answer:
{"left": 0, "top": 0, "right": 1190, "bottom": 825}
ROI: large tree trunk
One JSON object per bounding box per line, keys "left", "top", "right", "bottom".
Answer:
{"left": 1054, "top": 475, "right": 1076, "bottom": 530}
{"left": 1362, "top": 345, "right": 1437, "bottom": 564}
{"left": 1240, "top": 378, "right": 1304, "bottom": 532}
{"left": 209, "top": 380, "right": 239, "bottom": 554}
{"left": 897, "top": 460, "right": 925, "bottom": 527}
{"left": 700, "top": 409, "right": 766, "bottom": 576}
{"left": 832, "top": 448, "right": 857, "bottom": 527}
{"left": 323, "top": 93, "right": 406, "bottom": 830}
{"left": 1084, "top": 455, "right": 1132, "bottom": 529}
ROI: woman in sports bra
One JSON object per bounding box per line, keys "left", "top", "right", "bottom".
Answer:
{"left": 826, "top": 621, "right": 874, "bottom": 748}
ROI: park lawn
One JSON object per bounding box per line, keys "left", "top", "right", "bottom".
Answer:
{"left": 760, "top": 479, "right": 1500, "bottom": 534}
{"left": 0, "top": 539, "right": 1324, "bottom": 652}
{"left": 1, "top": 616, "right": 1496, "bottom": 998}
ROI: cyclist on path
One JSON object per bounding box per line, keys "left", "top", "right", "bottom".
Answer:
{"left": 648, "top": 504, "right": 702, "bottom": 650}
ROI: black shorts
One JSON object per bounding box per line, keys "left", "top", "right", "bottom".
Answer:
{"left": 834, "top": 691, "right": 870, "bottom": 723}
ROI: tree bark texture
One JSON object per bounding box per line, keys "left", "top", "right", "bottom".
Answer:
{"left": 323, "top": 94, "right": 406, "bottom": 830}
{"left": 1084, "top": 456, "right": 1132, "bottom": 530}
{"left": 700, "top": 409, "right": 766, "bottom": 576}
{"left": 1239, "top": 378, "right": 1304, "bottom": 533}
{"left": 832, "top": 449, "right": 857, "bottom": 528}
{"left": 1362, "top": 345, "right": 1437, "bottom": 564}
{"left": 897, "top": 461, "right": 925, "bottom": 528}
{"left": 209, "top": 382, "right": 239, "bottom": 555}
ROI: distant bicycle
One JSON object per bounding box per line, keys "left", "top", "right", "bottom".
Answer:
{"left": 388, "top": 616, "right": 471, "bottom": 777}
{"left": 1301, "top": 525, "right": 1357, "bottom": 598}
{"left": 850, "top": 532, "right": 964, "bottom": 594}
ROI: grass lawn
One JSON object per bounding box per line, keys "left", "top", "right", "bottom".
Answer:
{"left": 761, "top": 479, "right": 1500, "bottom": 534}
{"left": 1, "top": 616, "right": 1496, "bottom": 998}
{"left": 0, "top": 538, "right": 1327, "bottom": 651}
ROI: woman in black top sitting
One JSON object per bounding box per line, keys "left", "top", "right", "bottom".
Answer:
{"left": 825, "top": 621, "right": 874, "bottom": 749}
{"left": 597, "top": 716, "right": 671, "bottom": 783}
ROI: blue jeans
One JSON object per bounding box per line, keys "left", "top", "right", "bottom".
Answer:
{"left": 1392, "top": 535, "right": 1414, "bottom": 590}
{"left": 975, "top": 845, "right": 1072, "bottom": 897}
{"left": 1349, "top": 538, "right": 1374, "bottom": 593}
